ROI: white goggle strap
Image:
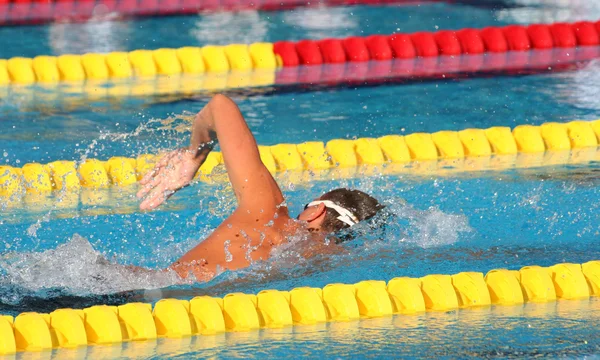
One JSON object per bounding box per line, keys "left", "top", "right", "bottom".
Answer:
{"left": 307, "top": 200, "right": 359, "bottom": 227}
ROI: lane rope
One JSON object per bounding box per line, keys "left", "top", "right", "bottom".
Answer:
{"left": 1, "top": 260, "right": 599, "bottom": 354}
{"left": 1, "top": 20, "right": 599, "bottom": 86}
{"left": 1, "top": 119, "right": 600, "bottom": 205}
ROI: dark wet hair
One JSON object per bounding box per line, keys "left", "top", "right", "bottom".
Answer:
{"left": 319, "top": 188, "right": 384, "bottom": 238}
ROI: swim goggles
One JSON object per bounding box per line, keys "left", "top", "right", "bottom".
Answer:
{"left": 306, "top": 200, "right": 359, "bottom": 227}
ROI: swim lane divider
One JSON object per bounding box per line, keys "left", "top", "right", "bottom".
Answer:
{"left": 1, "top": 260, "right": 599, "bottom": 354}
{"left": 1, "top": 119, "right": 600, "bottom": 200}
{"left": 1, "top": 20, "right": 599, "bottom": 85}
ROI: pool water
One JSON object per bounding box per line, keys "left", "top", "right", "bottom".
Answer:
{"left": 1, "top": 0, "right": 600, "bottom": 358}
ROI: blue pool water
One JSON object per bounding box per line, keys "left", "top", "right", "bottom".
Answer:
{"left": 1, "top": 0, "right": 600, "bottom": 358}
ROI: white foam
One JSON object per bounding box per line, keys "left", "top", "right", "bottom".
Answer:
{"left": 0, "top": 234, "right": 183, "bottom": 296}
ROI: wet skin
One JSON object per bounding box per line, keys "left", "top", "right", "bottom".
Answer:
{"left": 137, "top": 95, "right": 334, "bottom": 281}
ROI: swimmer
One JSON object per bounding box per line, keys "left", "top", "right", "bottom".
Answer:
{"left": 137, "top": 94, "right": 383, "bottom": 281}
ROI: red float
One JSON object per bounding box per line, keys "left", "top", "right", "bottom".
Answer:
{"left": 434, "top": 30, "right": 461, "bottom": 55}
{"left": 550, "top": 23, "right": 577, "bottom": 48}
{"left": 10, "top": 0, "right": 32, "bottom": 22}
{"left": 31, "top": 0, "right": 53, "bottom": 23}
{"left": 480, "top": 27, "right": 508, "bottom": 53}
{"left": 197, "top": 0, "right": 219, "bottom": 11}
{"left": 116, "top": 0, "right": 138, "bottom": 15}
{"left": 572, "top": 21, "right": 599, "bottom": 46}
{"left": 342, "top": 37, "right": 370, "bottom": 62}
{"left": 53, "top": 0, "right": 74, "bottom": 19}
{"left": 526, "top": 24, "right": 553, "bottom": 49}
{"left": 273, "top": 41, "right": 299, "bottom": 67}
{"left": 75, "top": 0, "right": 96, "bottom": 18}
{"left": 0, "top": 0, "right": 8, "bottom": 20}
{"left": 99, "top": 0, "right": 118, "bottom": 14}
{"left": 388, "top": 34, "right": 416, "bottom": 59}
{"left": 410, "top": 32, "right": 438, "bottom": 57}
{"left": 318, "top": 39, "right": 346, "bottom": 63}
{"left": 503, "top": 25, "right": 531, "bottom": 51}
{"left": 365, "top": 35, "right": 392, "bottom": 60}
{"left": 180, "top": 0, "right": 201, "bottom": 13}
{"left": 456, "top": 29, "right": 485, "bottom": 54}
{"left": 296, "top": 40, "right": 323, "bottom": 65}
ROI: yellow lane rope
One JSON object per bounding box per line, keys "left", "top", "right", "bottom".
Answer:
{"left": 1, "top": 260, "right": 599, "bottom": 354}
{"left": 0, "top": 44, "right": 278, "bottom": 86}
{"left": 1, "top": 120, "right": 599, "bottom": 202}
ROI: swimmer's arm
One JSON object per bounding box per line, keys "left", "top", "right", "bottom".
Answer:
{"left": 188, "top": 94, "right": 284, "bottom": 209}
{"left": 122, "top": 263, "right": 214, "bottom": 283}
{"left": 168, "top": 261, "right": 215, "bottom": 282}
{"left": 138, "top": 94, "right": 284, "bottom": 211}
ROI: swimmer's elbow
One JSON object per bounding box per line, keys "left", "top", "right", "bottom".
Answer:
{"left": 210, "top": 93, "right": 233, "bottom": 107}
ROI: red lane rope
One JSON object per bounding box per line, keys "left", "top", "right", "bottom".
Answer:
{"left": 274, "top": 21, "right": 600, "bottom": 67}
{"left": 273, "top": 46, "right": 599, "bottom": 88}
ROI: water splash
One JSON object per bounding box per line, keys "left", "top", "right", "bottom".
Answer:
{"left": 71, "top": 110, "right": 197, "bottom": 164}
{"left": 0, "top": 197, "right": 471, "bottom": 303}
{"left": 0, "top": 234, "right": 183, "bottom": 299}
{"left": 393, "top": 204, "right": 473, "bottom": 248}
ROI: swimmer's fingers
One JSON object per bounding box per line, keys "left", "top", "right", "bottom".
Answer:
{"left": 136, "top": 173, "right": 164, "bottom": 199}
{"left": 139, "top": 151, "right": 176, "bottom": 185}
{"left": 139, "top": 164, "right": 163, "bottom": 187}
{"left": 139, "top": 169, "right": 157, "bottom": 186}
{"left": 140, "top": 183, "right": 175, "bottom": 211}
{"left": 139, "top": 183, "right": 166, "bottom": 210}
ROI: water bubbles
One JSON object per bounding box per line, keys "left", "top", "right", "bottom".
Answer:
{"left": 2, "top": 152, "right": 7, "bottom": 157}
{"left": 26, "top": 221, "right": 42, "bottom": 238}
{"left": 224, "top": 240, "right": 233, "bottom": 262}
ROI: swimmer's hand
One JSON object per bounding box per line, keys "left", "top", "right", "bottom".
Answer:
{"left": 137, "top": 148, "right": 204, "bottom": 210}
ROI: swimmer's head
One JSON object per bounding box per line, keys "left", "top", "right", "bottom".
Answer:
{"left": 297, "top": 188, "right": 384, "bottom": 239}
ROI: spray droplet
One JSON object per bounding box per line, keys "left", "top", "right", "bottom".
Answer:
{"left": 224, "top": 240, "right": 233, "bottom": 262}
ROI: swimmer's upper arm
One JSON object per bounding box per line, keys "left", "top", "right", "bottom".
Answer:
{"left": 194, "top": 95, "right": 284, "bottom": 210}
